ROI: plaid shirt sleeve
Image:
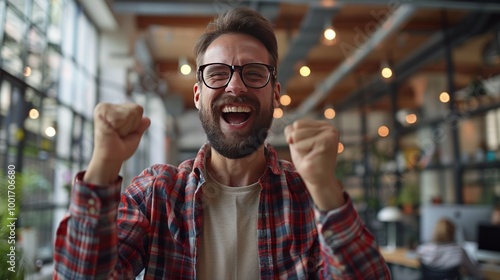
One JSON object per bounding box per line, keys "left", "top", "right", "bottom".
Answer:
{"left": 316, "top": 194, "right": 391, "bottom": 280}
{"left": 53, "top": 171, "right": 149, "bottom": 280}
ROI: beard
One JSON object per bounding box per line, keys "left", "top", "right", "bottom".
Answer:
{"left": 199, "top": 92, "right": 274, "bottom": 159}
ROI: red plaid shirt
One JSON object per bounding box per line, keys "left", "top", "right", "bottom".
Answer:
{"left": 54, "top": 144, "right": 390, "bottom": 279}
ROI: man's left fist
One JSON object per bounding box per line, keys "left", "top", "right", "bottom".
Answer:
{"left": 284, "top": 120, "right": 339, "bottom": 188}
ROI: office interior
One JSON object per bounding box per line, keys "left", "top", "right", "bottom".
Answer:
{"left": 0, "top": 0, "right": 499, "bottom": 279}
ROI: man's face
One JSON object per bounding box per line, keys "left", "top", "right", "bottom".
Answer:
{"left": 193, "top": 33, "right": 280, "bottom": 159}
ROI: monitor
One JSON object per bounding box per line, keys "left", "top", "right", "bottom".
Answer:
{"left": 476, "top": 224, "right": 500, "bottom": 263}
{"left": 420, "top": 205, "right": 492, "bottom": 243}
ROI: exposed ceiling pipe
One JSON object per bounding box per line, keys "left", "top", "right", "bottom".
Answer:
{"left": 337, "top": 12, "right": 497, "bottom": 111}
{"left": 113, "top": 2, "right": 222, "bottom": 16}
{"left": 249, "top": 2, "right": 280, "bottom": 22}
{"left": 482, "top": 26, "right": 500, "bottom": 66}
{"left": 288, "top": 4, "right": 416, "bottom": 121}
{"left": 112, "top": 0, "right": 500, "bottom": 15}
{"left": 78, "top": 0, "right": 117, "bottom": 31}
{"left": 277, "top": 5, "right": 340, "bottom": 87}
{"left": 112, "top": 1, "right": 281, "bottom": 16}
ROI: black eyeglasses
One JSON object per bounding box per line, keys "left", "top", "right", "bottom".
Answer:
{"left": 197, "top": 63, "right": 276, "bottom": 89}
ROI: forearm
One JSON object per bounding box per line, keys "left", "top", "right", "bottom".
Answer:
{"left": 316, "top": 194, "right": 390, "bottom": 279}
{"left": 84, "top": 158, "right": 123, "bottom": 186}
{"left": 53, "top": 172, "right": 129, "bottom": 279}
{"left": 306, "top": 177, "right": 345, "bottom": 211}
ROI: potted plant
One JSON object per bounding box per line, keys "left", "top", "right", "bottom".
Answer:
{"left": 398, "top": 182, "right": 420, "bottom": 215}
{"left": 0, "top": 171, "right": 33, "bottom": 279}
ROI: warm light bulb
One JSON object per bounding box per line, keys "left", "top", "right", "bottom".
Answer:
{"left": 324, "top": 28, "right": 336, "bottom": 40}
{"left": 405, "top": 113, "right": 417, "bottom": 124}
{"left": 180, "top": 64, "right": 191, "bottom": 75}
{"left": 23, "top": 66, "right": 32, "bottom": 77}
{"left": 338, "top": 142, "right": 344, "bottom": 154}
{"left": 439, "top": 91, "right": 450, "bottom": 103}
{"left": 299, "top": 66, "right": 311, "bottom": 77}
{"left": 45, "top": 126, "right": 56, "bottom": 137}
{"left": 273, "top": 108, "right": 283, "bottom": 118}
{"left": 324, "top": 108, "right": 336, "bottom": 119}
{"left": 280, "top": 95, "right": 291, "bottom": 106}
{"left": 378, "top": 125, "right": 390, "bottom": 137}
{"left": 29, "top": 109, "right": 39, "bottom": 119}
{"left": 381, "top": 67, "right": 392, "bottom": 79}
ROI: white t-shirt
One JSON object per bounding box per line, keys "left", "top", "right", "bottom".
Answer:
{"left": 196, "top": 171, "right": 260, "bottom": 280}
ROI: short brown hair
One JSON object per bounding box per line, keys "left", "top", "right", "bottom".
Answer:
{"left": 432, "top": 218, "right": 456, "bottom": 244}
{"left": 194, "top": 7, "right": 278, "bottom": 80}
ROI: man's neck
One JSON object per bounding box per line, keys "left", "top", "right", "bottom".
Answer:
{"left": 207, "top": 145, "right": 267, "bottom": 187}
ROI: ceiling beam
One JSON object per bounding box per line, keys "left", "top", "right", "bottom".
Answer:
{"left": 113, "top": 0, "right": 500, "bottom": 16}
{"left": 136, "top": 16, "right": 213, "bottom": 29}
{"left": 276, "top": 4, "right": 339, "bottom": 87}
{"left": 337, "top": 12, "right": 500, "bottom": 111}
{"left": 77, "top": 0, "right": 118, "bottom": 31}
{"left": 112, "top": 1, "right": 282, "bottom": 17}
{"left": 289, "top": 4, "right": 416, "bottom": 121}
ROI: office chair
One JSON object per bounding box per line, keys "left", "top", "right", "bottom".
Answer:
{"left": 420, "top": 263, "right": 460, "bottom": 280}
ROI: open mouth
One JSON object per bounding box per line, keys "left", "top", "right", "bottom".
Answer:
{"left": 221, "top": 105, "right": 252, "bottom": 125}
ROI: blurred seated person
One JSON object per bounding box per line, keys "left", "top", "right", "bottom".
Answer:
{"left": 491, "top": 205, "right": 500, "bottom": 225}
{"left": 417, "top": 218, "right": 483, "bottom": 280}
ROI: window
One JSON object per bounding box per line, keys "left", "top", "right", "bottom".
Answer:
{"left": 1, "top": 0, "right": 101, "bottom": 269}
{"left": 1, "top": 6, "right": 26, "bottom": 75}
{"left": 26, "top": 26, "right": 46, "bottom": 88}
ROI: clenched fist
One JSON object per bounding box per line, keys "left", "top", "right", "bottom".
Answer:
{"left": 84, "top": 103, "right": 150, "bottom": 185}
{"left": 284, "top": 120, "right": 345, "bottom": 211}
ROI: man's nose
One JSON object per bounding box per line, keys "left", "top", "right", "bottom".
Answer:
{"left": 225, "top": 70, "right": 247, "bottom": 93}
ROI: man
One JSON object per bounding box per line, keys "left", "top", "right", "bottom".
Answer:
{"left": 54, "top": 7, "right": 390, "bottom": 279}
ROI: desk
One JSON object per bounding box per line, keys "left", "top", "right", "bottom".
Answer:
{"left": 381, "top": 247, "right": 500, "bottom": 280}
{"left": 380, "top": 247, "right": 420, "bottom": 268}
{"left": 481, "top": 263, "right": 500, "bottom": 280}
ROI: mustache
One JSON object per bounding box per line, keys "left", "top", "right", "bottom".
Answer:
{"left": 212, "top": 95, "right": 260, "bottom": 111}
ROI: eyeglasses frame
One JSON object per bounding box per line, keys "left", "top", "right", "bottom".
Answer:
{"left": 197, "top": 62, "right": 276, "bottom": 89}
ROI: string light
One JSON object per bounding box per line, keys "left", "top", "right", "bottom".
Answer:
{"left": 324, "top": 28, "right": 336, "bottom": 41}
{"left": 180, "top": 64, "right": 191, "bottom": 75}
{"left": 45, "top": 126, "right": 56, "bottom": 137}
{"left": 338, "top": 142, "right": 344, "bottom": 153}
{"left": 378, "top": 125, "right": 390, "bottom": 137}
{"left": 299, "top": 66, "right": 311, "bottom": 77}
{"left": 322, "top": 17, "right": 337, "bottom": 45}
{"left": 381, "top": 67, "right": 392, "bottom": 79}
{"left": 439, "top": 91, "right": 450, "bottom": 103}
{"left": 273, "top": 108, "right": 283, "bottom": 118}
{"left": 23, "top": 66, "right": 32, "bottom": 77}
{"left": 405, "top": 113, "right": 417, "bottom": 124}
{"left": 324, "top": 108, "right": 336, "bottom": 119}
{"left": 29, "top": 109, "right": 39, "bottom": 119}
{"left": 280, "top": 95, "right": 291, "bottom": 106}
{"left": 179, "top": 57, "right": 191, "bottom": 75}
{"left": 380, "top": 59, "right": 393, "bottom": 79}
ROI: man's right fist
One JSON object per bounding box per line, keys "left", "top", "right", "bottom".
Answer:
{"left": 84, "top": 103, "right": 150, "bottom": 185}
{"left": 95, "top": 103, "right": 148, "bottom": 138}
{"left": 93, "top": 102, "right": 151, "bottom": 160}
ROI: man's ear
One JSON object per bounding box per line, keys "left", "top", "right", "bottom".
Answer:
{"left": 273, "top": 82, "right": 281, "bottom": 108}
{"left": 193, "top": 83, "right": 201, "bottom": 110}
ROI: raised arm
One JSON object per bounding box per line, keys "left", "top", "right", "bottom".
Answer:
{"left": 84, "top": 103, "right": 151, "bottom": 185}
{"left": 284, "top": 120, "right": 390, "bottom": 279}
{"left": 53, "top": 103, "right": 150, "bottom": 279}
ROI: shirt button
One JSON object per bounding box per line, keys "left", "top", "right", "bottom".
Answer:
{"left": 323, "top": 230, "right": 334, "bottom": 238}
{"left": 88, "top": 199, "right": 95, "bottom": 205}
{"left": 89, "top": 207, "right": 97, "bottom": 215}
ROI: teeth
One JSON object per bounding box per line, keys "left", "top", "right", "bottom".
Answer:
{"left": 222, "top": 106, "right": 251, "bottom": 113}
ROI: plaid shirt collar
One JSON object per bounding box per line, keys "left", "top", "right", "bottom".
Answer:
{"left": 192, "top": 142, "right": 283, "bottom": 187}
